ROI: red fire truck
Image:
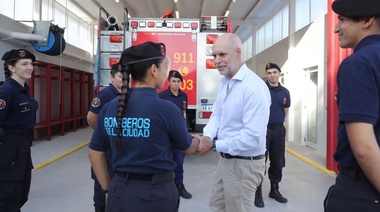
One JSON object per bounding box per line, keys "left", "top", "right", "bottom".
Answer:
{"left": 96, "top": 15, "right": 231, "bottom": 132}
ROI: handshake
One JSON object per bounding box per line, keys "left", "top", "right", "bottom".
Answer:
{"left": 190, "top": 134, "right": 214, "bottom": 155}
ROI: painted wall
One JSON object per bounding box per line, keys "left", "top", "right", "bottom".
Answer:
{"left": 253, "top": 15, "right": 327, "bottom": 155}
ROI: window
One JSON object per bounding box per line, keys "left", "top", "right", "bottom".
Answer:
{"left": 295, "top": 0, "right": 310, "bottom": 30}
{"left": 67, "top": 12, "right": 79, "bottom": 46}
{"left": 272, "top": 9, "right": 282, "bottom": 44}
{"left": 310, "top": 0, "right": 327, "bottom": 22}
{"left": 0, "top": 0, "right": 95, "bottom": 54}
{"left": 255, "top": 0, "right": 326, "bottom": 54}
{"left": 0, "top": 0, "right": 15, "bottom": 19}
{"left": 15, "top": 0, "right": 34, "bottom": 22}
{"left": 242, "top": 36, "right": 252, "bottom": 62}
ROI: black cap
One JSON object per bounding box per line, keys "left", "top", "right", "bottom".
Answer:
{"left": 332, "top": 0, "right": 380, "bottom": 17}
{"left": 119, "top": 41, "right": 166, "bottom": 67}
{"left": 2, "top": 49, "right": 36, "bottom": 62}
{"left": 110, "top": 63, "right": 122, "bottom": 75}
{"left": 265, "top": 62, "right": 281, "bottom": 72}
{"left": 168, "top": 70, "right": 183, "bottom": 81}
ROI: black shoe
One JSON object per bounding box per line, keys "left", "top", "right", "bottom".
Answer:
{"left": 95, "top": 206, "right": 105, "bottom": 212}
{"left": 269, "top": 183, "right": 288, "bottom": 203}
{"left": 177, "top": 184, "right": 192, "bottom": 199}
{"left": 254, "top": 183, "right": 265, "bottom": 208}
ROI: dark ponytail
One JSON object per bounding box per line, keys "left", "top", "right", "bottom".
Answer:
{"left": 116, "top": 65, "right": 131, "bottom": 153}
{"left": 3, "top": 61, "right": 17, "bottom": 78}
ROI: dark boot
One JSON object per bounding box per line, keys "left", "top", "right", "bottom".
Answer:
{"left": 269, "top": 182, "right": 288, "bottom": 203}
{"left": 177, "top": 184, "right": 192, "bottom": 199}
{"left": 94, "top": 206, "right": 105, "bottom": 212}
{"left": 254, "top": 183, "right": 265, "bottom": 208}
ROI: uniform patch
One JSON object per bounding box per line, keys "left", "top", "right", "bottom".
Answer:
{"left": 0, "top": 99, "right": 6, "bottom": 110}
{"left": 91, "top": 97, "right": 101, "bottom": 108}
{"left": 283, "top": 98, "right": 287, "bottom": 105}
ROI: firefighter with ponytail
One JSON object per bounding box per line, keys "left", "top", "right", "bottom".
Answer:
{"left": 88, "top": 41, "right": 200, "bottom": 212}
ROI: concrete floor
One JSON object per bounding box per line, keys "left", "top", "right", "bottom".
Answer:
{"left": 22, "top": 127, "right": 336, "bottom": 212}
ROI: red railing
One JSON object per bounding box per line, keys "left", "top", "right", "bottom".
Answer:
{"left": 30, "top": 60, "right": 94, "bottom": 140}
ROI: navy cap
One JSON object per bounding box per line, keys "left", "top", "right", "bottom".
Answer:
{"left": 168, "top": 70, "right": 183, "bottom": 81}
{"left": 265, "top": 62, "right": 281, "bottom": 72}
{"left": 119, "top": 41, "right": 166, "bottom": 67}
{"left": 110, "top": 63, "right": 122, "bottom": 75}
{"left": 332, "top": 0, "right": 380, "bottom": 17}
{"left": 2, "top": 49, "right": 36, "bottom": 62}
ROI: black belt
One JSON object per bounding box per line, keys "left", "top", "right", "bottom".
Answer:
{"left": 267, "top": 124, "right": 283, "bottom": 130}
{"left": 220, "top": 152, "right": 265, "bottom": 160}
{"left": 339, "top": 166, "right": 368, "bottom": 182}
{"left": 115, "top": 171, "right": 174, "bottom": 184}
{"left": 0, "top": 127, "right": 33, "bottom": 138}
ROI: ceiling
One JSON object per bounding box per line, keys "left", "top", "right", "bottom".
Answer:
{"left": 72, "top": 0, "right": 281, "bottom": 41}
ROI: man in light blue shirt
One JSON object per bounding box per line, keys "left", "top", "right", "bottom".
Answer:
{"left": 197, "top": 33, "right": 271, "bottom": 212}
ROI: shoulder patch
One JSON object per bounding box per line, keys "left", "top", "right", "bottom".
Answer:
{"left": 91, "top": 97, "right": 101, "bottom": 108}
{"left": 0, "top": 99, "right": 6, "bottom": 110}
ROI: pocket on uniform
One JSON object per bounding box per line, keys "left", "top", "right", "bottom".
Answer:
{"left": 138, "top": 188, "right": 167, "bottom": 201}
{"left": 0, "top": 141, "right": 18, "bottom": 169}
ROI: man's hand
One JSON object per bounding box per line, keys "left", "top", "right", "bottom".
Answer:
{"left": 197, "top": 136, "right": 213, "bottom": 155}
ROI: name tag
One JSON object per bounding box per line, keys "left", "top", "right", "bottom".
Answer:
{"left": 19, "top": 102, "right": 31, "bottom": 113}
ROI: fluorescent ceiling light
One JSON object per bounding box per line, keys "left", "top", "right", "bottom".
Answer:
{"left": 175, "top": 10, "right": 179, "bottom": 18}
{"left": 115, "top": 0, "right": 119, "bottom": 2}
{"left": 174, "top": 0, "right": 178, "bottom": 3}
{"left": 224, "top": 9, "right": 230, "bottom": 17}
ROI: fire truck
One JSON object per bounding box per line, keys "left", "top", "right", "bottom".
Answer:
{"left": 96, "top": 13, "right": 231, "bottom": 132}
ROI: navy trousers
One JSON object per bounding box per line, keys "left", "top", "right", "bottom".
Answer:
{"left": 106, "top": 174, "right": 179, "bottom": 212}
{"left": 324, "top": 173, "right": 380, "bottom": 211}
{"left": 0, "top": 137, "right": 32, "bottom": 212}
{"left": 266, "top": 126, "right": 286, "bottom": 183}
{"left": 173, "top": 147, "right": 185, "bottom": 186}
{"left": 0, "top": 163, "right": 32, "bottom": 212}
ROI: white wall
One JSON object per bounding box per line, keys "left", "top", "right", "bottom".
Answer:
{"left": 253, "top": 15, "right": 327, "bottom": 155}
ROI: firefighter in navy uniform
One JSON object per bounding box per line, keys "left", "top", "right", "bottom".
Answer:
{"left": 88, "top": 41, "right": 200, "bottom": 212}
{"left": 0, "top": 49, "right": 38, "bottom": 211}
{"left": 87, "top": 63, "right": 122, "bottom": 212}
{"left": 324, "top": 0, "right": 380, "bottom": 211}
{"left": 159, "top": 70, "right": 192, "bottom": 199}
{"left": 255, "top": 62, "right": 290, "bottom": 208}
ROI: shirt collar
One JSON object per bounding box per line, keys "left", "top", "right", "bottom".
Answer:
{"left": 354, "top": 34, "right": 380, "bottom": 52}
{"left": 9, "top": 77, "right": 28, "bottom": 92}
{"left": 129, "top": 87, "right": 158, "bottom": 96}
{"left": 108, "top": 83, "right": 120, "bottom": 95}
{"left": 169, "top": 88, "right": 183, "bottom": 96}
{"left": 266, "top": 81, "right": 283, "bottom": 89}
{"left": 221, "top": 63, "right": 248, "bottom": 84}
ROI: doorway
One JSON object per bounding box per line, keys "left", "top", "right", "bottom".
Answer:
{"left": 303, "top": 67, "right": 318, "bottom": 149}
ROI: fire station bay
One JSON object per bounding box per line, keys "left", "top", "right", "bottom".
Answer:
{"left": 1, "top": 0, "right": 354, "bottom": 211}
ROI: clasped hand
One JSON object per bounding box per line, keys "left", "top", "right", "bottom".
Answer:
{"left": 191, "top": 134, "right": 213, "bottom": 155}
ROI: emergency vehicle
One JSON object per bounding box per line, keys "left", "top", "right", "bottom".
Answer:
{"left": 96, "top": 14, "right": 231, "bottom": 132}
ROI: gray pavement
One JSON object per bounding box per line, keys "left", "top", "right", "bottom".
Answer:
{"left": 22, "top": 127, "right": 336, "bottom": 212}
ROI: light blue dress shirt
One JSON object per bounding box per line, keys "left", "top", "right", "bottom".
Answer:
{"left": 203, "top": 63, "right": 271, "bottom": 156}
